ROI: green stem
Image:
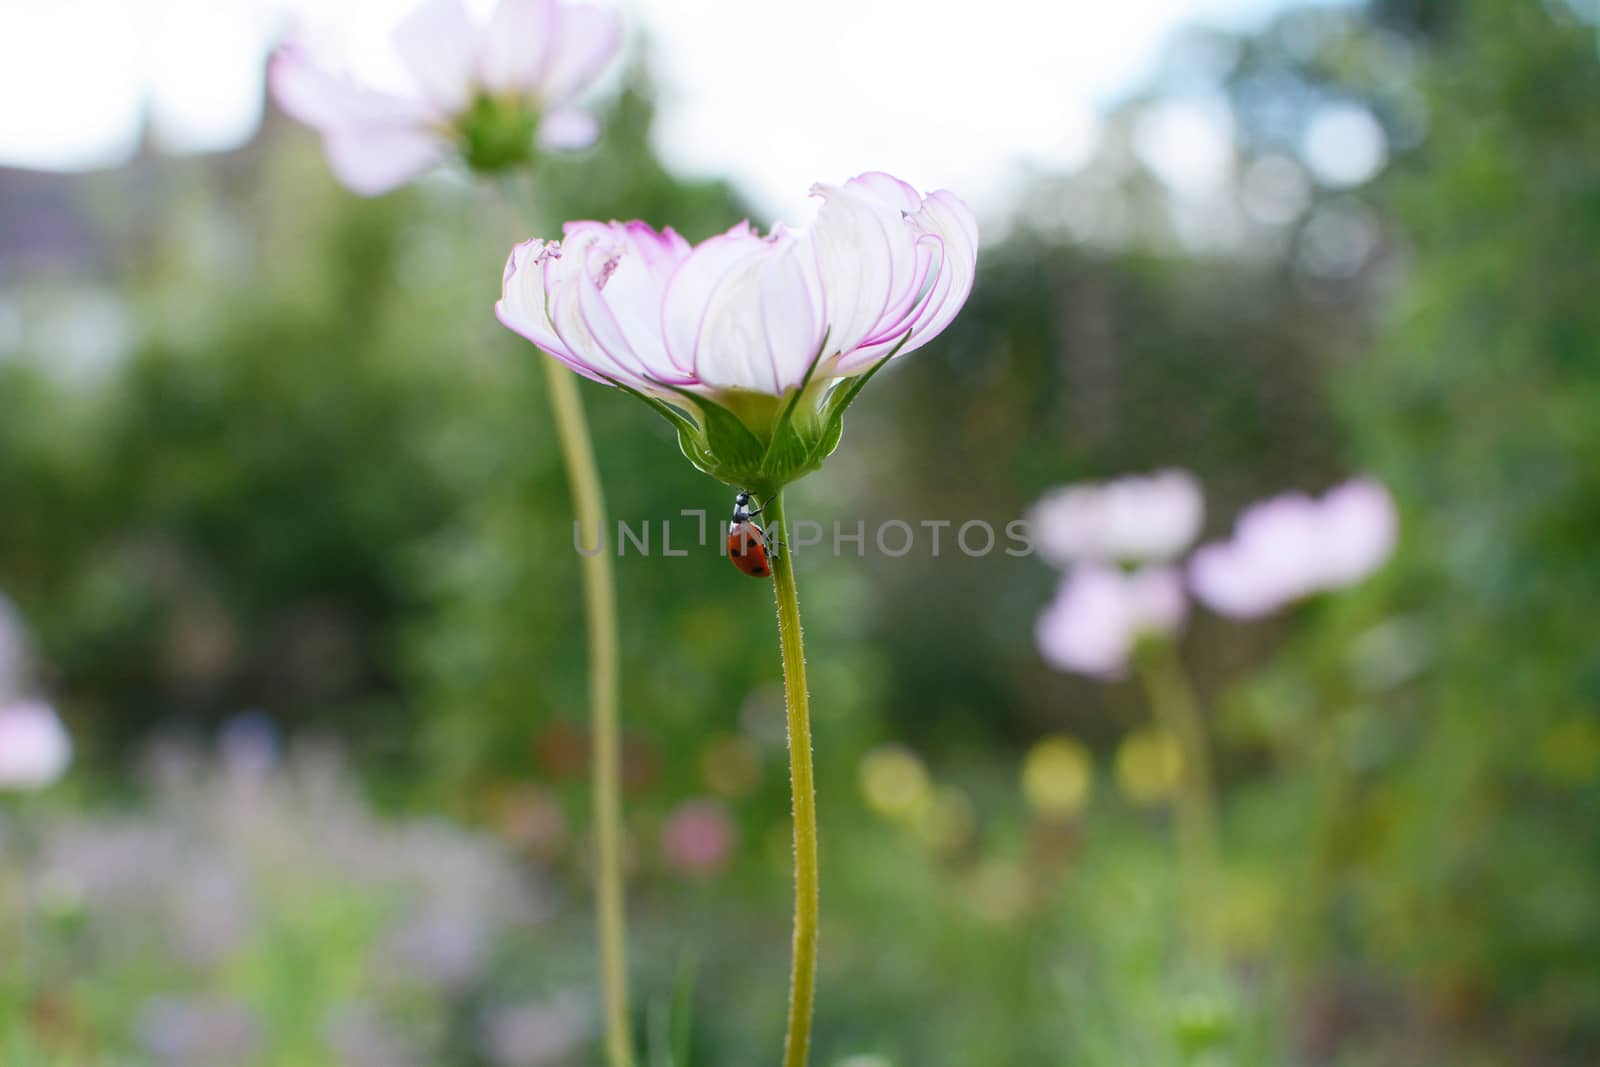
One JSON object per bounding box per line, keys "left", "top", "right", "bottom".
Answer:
{"left": 1138, "top": 642, "right": 1223, "bottom": 966}
{"left": 541, "top": 360, "right": 633, "bottom": 1067}
{"left": 767, "top": 491, "right": 819, "bottom": 1067}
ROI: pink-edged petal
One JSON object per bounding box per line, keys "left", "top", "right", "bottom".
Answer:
{"left": 673, "top": 229, "right": 822, "bottom": 395}
{"left": 497, "top": 238, "right": 611, "bottom": 385}
{"left": 843, "top": 170, "right": 924, "bottom": 213}
{"left": 540, "top": 3, "right": 622, "bottom": 102}
{"left": 824, "top": 174, "right": 966, "bottom": 360}
{"left": 757, "top": 241, "right": 828, "bottom": 391}
{"left": 568, "top": 226, "right": 674, "bottom": 386}
{"left": 895, "top": 189, "right": 979, "bottom": 352}
{"left": 578, "top": 223, "right": 691, "bottom": 384}
{"left": 392, "top": 0, "right": 478, "bottom": 114}
{"left": 479, "top": 0, "right": 558, "bottom": 93}
{"left": 539, "top": 225, "right": 691, "bottom": 392}
{"left": 689, "top": 244, "right": 792, "bottom": 393}
{"left": 618, "top": 220, "right": 692, "bottom": 273}
{"left": 497, "top": 238, "right": 569, "bottom": 355}
{"left": 537, "top": 109, "right": 600, "bottom": 151}
{"left": 662, "top": 222, "right": 762, "bottom": 377}
{"left": 269, "top": 44, "right": 430, "bottom": 131}
{"left": 808, "top": 180, "right": 920, "bottom": 356}
{"left": 322, "top": 125, "right": 447, "bottom": 196}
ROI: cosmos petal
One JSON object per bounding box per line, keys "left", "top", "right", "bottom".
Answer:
{"left": 392, "top": 0, "right": 478, "bottom": 113}
{"left": 479, "top": 0, "right": 558, "bottom": 93}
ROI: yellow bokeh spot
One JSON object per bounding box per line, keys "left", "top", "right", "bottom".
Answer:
{"left": 1020, "top": 735, "right": 1094, "bottom": 819}
{"left": 859, "top": 745, "right": 932, "bottom": 822}
{"left": 700, "top": 733, "right": 763, "bottom": 798}
{"left": 915, "top": 786, "right": 977, "bottom": 853}
{"left": 1114, "top": 727, "right": 1184, "bottom": 806}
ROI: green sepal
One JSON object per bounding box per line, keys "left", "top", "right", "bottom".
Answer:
{"left": 758, "top": 329, "right": 831, "bottom": 471}
{"left": 594, "top": 328, "right": 911, "bottom": 495}
{"left": 604, "top": 376, "right": 699, "bottom": 440}
{"left": 647, "top": 379, "right": 769, "bottom": 488}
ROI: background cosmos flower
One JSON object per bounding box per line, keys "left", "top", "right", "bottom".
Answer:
{"left": 1027, "top": 469, "right": 1205, "bottom": 566}
{"left": 496, "top": 172, "right": 978, "bottom": 489}
{"left": 0, "top": 698, "right": 73, "bottom": 791}
{"left": 1034, "top": 565, "right": 1188, "bottom": 679}
{"left": 659, "top": 798, "right": 737, "bottom": 877}
{"left": 1188, "top": 478, "right": 1398, "bottom": 618}
{"left": 497, "top": 172, "right": 976, "bottom": 398}
{"left": 269, "top": 0, "right": 621, "bottom": 195}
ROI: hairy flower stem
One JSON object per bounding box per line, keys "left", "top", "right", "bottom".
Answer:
{"left": 541, "top": 360, "right": 633, "bottom": 1067}
{"left": 1139, "top": 643, "right": 1222, "bottom": 966}
{"left": 768, "top": 492, "right": 820, "bottom": 1067}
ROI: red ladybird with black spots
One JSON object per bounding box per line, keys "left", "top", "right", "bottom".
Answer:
{"left": 726, "top": 489, "right": 774, "bottom": 578}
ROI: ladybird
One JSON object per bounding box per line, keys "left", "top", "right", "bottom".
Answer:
{"left": 726, "top": 489, "right": 773, "bottom": 578}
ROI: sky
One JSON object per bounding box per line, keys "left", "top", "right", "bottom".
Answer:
{"left": 0, "top": 0, "right": 1340, "bottom": 220}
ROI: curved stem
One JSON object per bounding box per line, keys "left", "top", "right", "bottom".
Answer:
{"left": 768, "top": 491, "right": 819, "bottom": 1067}
{"left": 542, "top": 360, "right": 633, "bottom": 1067}
{"left": 1138, "top": 642, "right": 1222, "bottom": 966}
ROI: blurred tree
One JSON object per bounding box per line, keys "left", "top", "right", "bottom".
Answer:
{"left": 1249, "top": 0, "right": 1600, "bottom": 1059}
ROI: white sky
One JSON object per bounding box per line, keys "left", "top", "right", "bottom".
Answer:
{"left": 0, "top": 0, "right": 1340, "bottom": 221}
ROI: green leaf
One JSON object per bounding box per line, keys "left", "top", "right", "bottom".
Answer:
{"left": 646, "top": 954, "right": 697, "bottom": 1067}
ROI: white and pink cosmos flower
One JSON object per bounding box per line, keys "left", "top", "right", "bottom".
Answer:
{"left": 1028, "top": 470, "right": 1205, "bottom": 566}
{"left": 498, "top": 172, "right": 977, "bottom": 398}
{"left": 496, "top": 172, "right": 978, "bottom": 488}
{"left": 1035, "top": 565, "right": 1188, "bottom": 680}
{"left": 1189, "top": 478, "right": 1398, "bottom": 618}
{"left": 270, "top": 0, "right": 621, "bottom": 195}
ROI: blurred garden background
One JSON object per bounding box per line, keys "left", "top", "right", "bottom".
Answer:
{"left": 5, "top": 0, "right": 1600, "bottom": 1063}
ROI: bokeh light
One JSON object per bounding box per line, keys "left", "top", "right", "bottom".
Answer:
{"left": 1020, "top": 736, "right": 1095, "bottom": 820}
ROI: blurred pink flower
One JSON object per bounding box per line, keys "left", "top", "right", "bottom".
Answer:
{"left": 0, "top": 699, "right": 72, "bottom": 790}
{"left": 1035, "top": 565, "right": 1187, "bottom": 679}
{"left": 659, "top": 799, "right": 737, "bottom": 877}
{"left": 269, "top": 0, "right": 621, "bottom": 195}
{"left": 496, "top": 172, "right": 978, "bottom": 399}
{"left": 1027, "top": 470, "right": 1204, "bottom": 566}
{"left": 1189, "top": 478, "right": 1398, "bottom": 618}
